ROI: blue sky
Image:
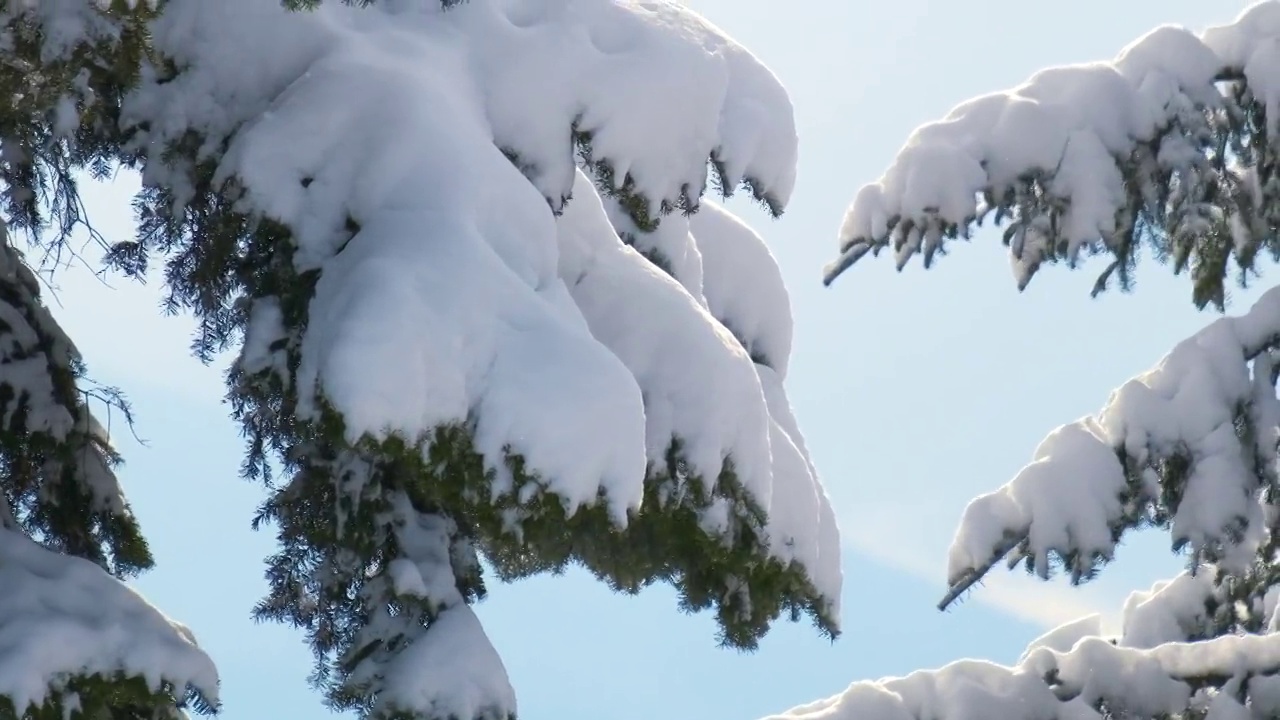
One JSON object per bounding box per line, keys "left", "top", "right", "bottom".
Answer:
{"left": 42, "top": 1, "right": 1261, "bottom": 718}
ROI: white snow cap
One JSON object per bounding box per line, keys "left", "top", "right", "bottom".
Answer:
{"left": 371, "top": 606, "right": 516, "bottom": 720}
{"left": 0, "top": 529, "right": 218, "bottom": 714}
{"left": 824, "top": 3, "right": 1280, "bottom": 287}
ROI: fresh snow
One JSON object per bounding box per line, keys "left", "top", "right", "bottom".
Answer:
{"left": 767, "top": 627, "right": 1280, "bottom": 720}
{"left": 1120, "top": 568, "right": 1222, "bottom": 649}
{"left": 557, "top": 168, "right": 843, "bottom": 607}
{"left": 692, "top": 202, "right": 795, "bottom": 376}
{"left": 556, "top": 168, "right": 772, "bottom": 505}
{"left": 368, "top": 605, "right": 515, "bottom": 720}
{"left": 348, "top": 495, "right": 515, "bottom": 720}
{"left": 0, "top": 528, "right": 217, "bottom": 715}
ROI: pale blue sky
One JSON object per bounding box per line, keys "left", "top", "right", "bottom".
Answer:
{"left": 42, "top": 2, "right": 1259, "bottom": 718}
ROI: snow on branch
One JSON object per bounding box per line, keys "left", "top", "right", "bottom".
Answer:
{"left": 0, "top": 527, "right": 218, "bottom": 718}
{"left": 558, "top": 171, "right": 842, "bottom": 613}
{"left": 941, "top": 284, "right": 1280, "bottom": 610}
{"left": 0, "top": 228, "right": 159, "bottom": 579}
{"left": 766, "top": 612, "right": 1280, "bottom": 720}
{"left": 770, "top": 567, "right": 1280, "bottom": 720}
{"left": 823, "top": 2, "right": 1280, "bottom": 310}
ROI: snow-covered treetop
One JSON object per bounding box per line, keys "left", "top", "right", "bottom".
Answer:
{"left": 824, "top": 2, "right": 1280, "bottom": 310}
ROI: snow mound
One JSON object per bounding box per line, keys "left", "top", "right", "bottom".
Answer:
{"left": 0, "top": 528, "right": 218, "bottom": 714}
{"left": 1017, "top": 613, "right": 1104, "bottom": 662}
{"left": 770, "top": 569, "right": 1280, "bottom": 720}
{"left": 1120, "top": 569, "right": 1221, "bottom": 649}
{"left": 371, "top": 605, "right": 515, "bottom": 720}
{"left": 823, "top": 3, "right": 1280, "bottom": 289}
{"left": 945, "top": 284, "right": 1280, "bottom": 602}
{"left": 754, "top": 363, "right": 843, "bottom": 613}
{"left": 458, "top": 0, "right": 798, "bottom": 215}
{"left": 604, "top": 198, "right": 707, "bottom": 300}
{"left": 348, "top": 495, "right": 516, "bottom": 720}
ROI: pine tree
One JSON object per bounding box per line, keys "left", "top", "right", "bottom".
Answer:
{"left": 0, "top": 2, "right": 216, "bottom": 717}
{"left": 787, "top": 2, "right": 1280, "bottom": 719}
{"left": 0, "top": 0, "right": 842, "bottom": 718}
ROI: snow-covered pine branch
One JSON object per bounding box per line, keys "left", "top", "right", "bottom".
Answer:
{"left": 943, "top": 283, "right": 1280, "bottom": 607}
{"left": 765, "top": 280, "right": 1280, "bottom": 720}
{"left": 68, "top": 0, "right": 845, "bottom": 717}
{"left": 777, "top": 5, "right": 1280, "bottom": 720}
{"left": 767, "top": 572, "right": 1280, "bottom": 720}
{"left": 0, "top": 222, "right": 217, "bottom": 717}
{"left": 0, "top": 5, "right": 220, "bottom": 714}
{"left": 823, "top": 2, "right": 1280, "bottom": 311}
{"left": 0, "top": 526, "right": 218, "bottom": 720}
{"left": 815, "top": 0, "right": 1280, "bottom": 617}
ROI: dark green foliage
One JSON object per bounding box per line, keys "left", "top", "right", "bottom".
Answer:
{"left": 0, "top": 240, "right": 147, "bottom": 574}
{"left": 0, "top": 672, "right": 214, "bottom": 720}
{"left": 0, "top": 0, "right": 154, "bottom": 262}
{"left": 709, "top": 151, "right": 784, "bottom": 219}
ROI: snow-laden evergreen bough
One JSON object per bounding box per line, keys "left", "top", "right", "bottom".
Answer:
{"left": 788, "top": 2, "right": 1280, "bottom": 719}
{"left": 0, "top": 2, "right": 218, "bottom": 718}
{"left": 0, "top": 0, "right": 842, "bottom": 718}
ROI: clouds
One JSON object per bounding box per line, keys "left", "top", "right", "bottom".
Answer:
{"left": 841, "top": 499, "right": 1164, "bottom": 633}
